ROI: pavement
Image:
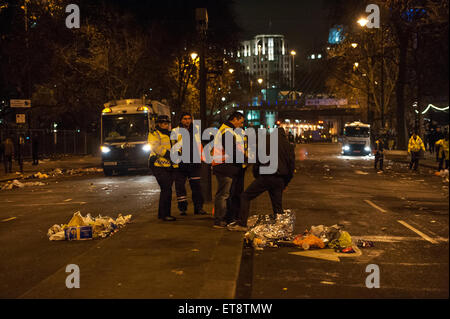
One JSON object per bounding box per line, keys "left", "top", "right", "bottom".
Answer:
{"left": 0, "top": 144, "right": 448, "bottom": 299}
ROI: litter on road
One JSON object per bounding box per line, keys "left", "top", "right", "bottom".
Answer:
{"left": 1, "top": 180, "right": 46, "bottom": 190}
{"left": 47, "top": 211, "right": 132, "bottom": 241}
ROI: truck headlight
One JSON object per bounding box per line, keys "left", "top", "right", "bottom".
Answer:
{"left": 101, "top": 146, "right": 111, "bottom": 154}
{"left": 364, "top": 146, "right": 371, "bottom": 152}
{"left": 343, "top": 145, "right": 350, "bottom": 151}
{"left": 142, "top": 144, "right": 151, "bottom": 152}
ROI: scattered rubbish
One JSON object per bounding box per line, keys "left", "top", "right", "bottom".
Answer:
{"left": 293, "top": 234, "right": 325, "bottom": 250}
{"left": 47, "top": 211, "right": 132, "bottom": 241}
{"left": 34, "top": 172, "right": 49, "bottom": 179}
{"left": 328, "top": 231, "right": 352, "bottom": 251}
{"left": 191, "top": 249, "right": 200, "bottom": 252}
{"left": 244, "top": 210, "right": 295, "bottom": 249}
{"left": 355, "top": 170, "right": 369, "bottom": 175}
{"left": 381, "top": 227, "right": 387, "bottom": 231}
{"left": 430, "top": 220, "right": 436, "bottom": 223}
{"left": 171, "top": 270, "right": 184, "bottom": 276}
{"left": 1, "top": 179, "right": 46, "bottom": 190}
{"left": 320, "top": 281, "right": 336, "bottom": 285}
{"left": 357, "top": 239, "right": 374, "bottom": 248}
{"left": 339, "top": 247, "right": 356, "bottom": 253}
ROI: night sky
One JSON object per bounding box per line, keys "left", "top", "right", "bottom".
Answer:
{"left": 234, "top": 0, "right": 332, "bottom": 56}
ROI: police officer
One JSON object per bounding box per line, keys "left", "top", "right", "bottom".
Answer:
{"left": 172, "top": 112, "right": 207, "bottom": 216}
{"left": 148, "top": 115, "right": 177, "bottom": 221}
{"left": 435, "top": 134, "right": 449, "bottom": 171}
{"left": 212, "top": 112, "right": 245, "bottom": 228}
{"left": 374, "top": 135, "right": 385, "bottom": 171}
{"left": 408, "top": 131, "right": 426, "bottom": 171}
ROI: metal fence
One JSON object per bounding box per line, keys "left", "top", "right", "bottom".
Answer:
{"left": 0, "top": 129, "right": 100, "bottom": 158}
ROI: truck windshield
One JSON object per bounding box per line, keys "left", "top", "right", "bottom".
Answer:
{"left": 344, "top": 126, "right": 369, "bottom": 137}
{"left": 102, "top": 114, "right": 148, "bottom": 143}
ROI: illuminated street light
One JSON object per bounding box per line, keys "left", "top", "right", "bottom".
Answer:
{"left": 290, "top": 50, "right": 296, "bottom": 56}
{"left": 351, "top": 43, "right": 358, "bottom": 48}
{"left": 354, "top": 62, "right": 359, "bottom": 68}
{"left": 357, "top": 17, "right": 369, "bottom": 27}
{"left": 228, "top": 68, "right": 235, "bottom": 74}
{"left": 190, "top": 52, "right": 198, "bottom": 60}
{"left": 257, "top": 78, "right": 263, "bottom": 84}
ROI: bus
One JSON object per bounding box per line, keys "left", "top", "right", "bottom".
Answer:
{"left": 341, "top": 121, "right": 371, "bottom": 156}
{"left": 100, "top": 98, "right": 170, "bottom": 176}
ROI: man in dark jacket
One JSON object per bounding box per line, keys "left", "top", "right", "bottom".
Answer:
{"left": 228, "top": 127, "right": 295, "bottom": 231}
{"left": 173, "top": 112, "right": 207, "bottom": 216}
{"left": 212, "top": 112, "right": 245, "bottom": 228}
{"left": 374, "top": 135, "right": 385, "bottom": 171}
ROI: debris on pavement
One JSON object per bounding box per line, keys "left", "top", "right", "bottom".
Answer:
{"left": 356, "top": 239, "right": 374, "bottom": 248}
{"left": 1, "top": 179, "right": 46, "bottom": 190}
{"left": 354, "top": 170, "right": 369, "bottom": 175}
{"left": 244, "top": 210, "right": 296, "bottom": 249}
{"left": 47, "top": 211, "right": 132, "bottom": 241}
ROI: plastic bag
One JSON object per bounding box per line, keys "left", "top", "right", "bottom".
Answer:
{"left": 293, "top": 234, "right": 325, "bottom": 250}
{"left": 49, "top": 231, "right": 65, "bottom": 241}
{"left": 67, "top": 211, "right": 86, "bottom": 227}
{"left": 328, "top": 231, "right": 352, "bottom": 250}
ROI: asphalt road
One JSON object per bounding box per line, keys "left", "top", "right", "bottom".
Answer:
{"left": 0, "top": 143, "right": 448, "bottom": 299}
{"left": 236, "top": 143, "right": 449, "bottom": 299}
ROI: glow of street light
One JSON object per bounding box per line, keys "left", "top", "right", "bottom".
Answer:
{"left": 354, "top": 62, "right": 359, "bottom": 68}
{"left": 228, "top": 68, "right": 234, "bottom": 74}
{"left": 290, "top": 50, "right": 296, "bottom": 56}
{"left": 351, "top": 43, "right": 358, "bottom": 48}
{"left": 190, "top": 52, "right": 198, "bottom": 60}
{"left": 357, "top": 17, "right": 369, "bottom": 27}
{"left": 257, "top": 78, "right": 263, "bottom": 84}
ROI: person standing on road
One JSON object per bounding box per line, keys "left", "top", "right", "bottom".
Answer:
{"left": 212, "top": 112, "right": 245, "bottom": 229}
{"left": 435, "top": 134, "right": 449, "bottom": 171}
{"left": 148, "top": 115, "right": 177, "bottom": 222}
{"left": 374, "top": 136, "right": 385, "bottom": 171}
{"left": 172, "top": 112, "right": 207, "bottom": 216}
{"left": 16, "top": 135, "right": 25, "bottom": 173}
{"left": 434, "top": 127, "right": 444, "bottom": 162}
{"left": 408, "top": 131, "right": 426, "bottom": 171}
{"left": 228, "top": 128, "right": 295, "bottom": 231}
{"left": 32, "top": 132, "right": 39, "bottom": 165}
{"left": 2, "top": 136, "right": 14, "bottom": 174}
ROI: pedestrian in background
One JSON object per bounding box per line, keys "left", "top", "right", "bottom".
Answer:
{"left": 16, "top": 135, "right": 25, "bottom": 173}
{"left": 228, "top": 128, "right": 295, "bottom": 231}
{"left": 2, "top": 136, "right": 14, "bottom": 174}
{"left": 435, "top": 134, "right": 449, "bottom": 171}
{"left": 434, "top": 127, "right": 444, "bottom": 162}
{"left": 148, "top": 115, "right": 177, "bottom": 222}
{"left": 211, "top": 112, "right": 245, "bottom": 229}
{"left": 408, "top": 131, "right": 426, "bottom": 171}
{"left": 172, "top": 112, "right": 207, "bottom": 216}
{"left": 374, "top": 135, "right": 385, "bottom": 171}
{"left": 32, "top": 132, "right": 39, "bottom": 165}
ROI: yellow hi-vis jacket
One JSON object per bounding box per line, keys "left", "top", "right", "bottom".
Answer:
{"left": 212, "top": 122, "right": 247, "bottom": 168}
{"left": 172, "top": 125, "right": 205, "bottom": 163}
{"left": 148, "top": 128, "right": 178, "bottom": 168}
{"left": 408, "top": 135, "right": 425, "bottom": 153}
{"left": 435, "top": 139, "right": 449, "bottom": 160}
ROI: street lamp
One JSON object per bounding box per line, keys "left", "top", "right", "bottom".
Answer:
{"left": 190, "top": 52, "right": 198, "bottom": 61}
{"left": 290, "top": 50, "right": 296, "bottom": 91}
{"left": 357, "top": 17, "right": 385, "bottom": 129}
{"left": 257, "top": 78, "right": 263, "bottom": 85}
{"left": 351, "top": 43, "right": 358, "bottom": 48}
{"left": 228, "top": 68, "right": 235, "bottom": 74}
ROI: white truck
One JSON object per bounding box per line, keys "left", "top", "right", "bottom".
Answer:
{"left": 341, "top": 121, "right": 371, "bottom": 156}
{"left": 100, "top": 98, "right": 171, "bottom": 176}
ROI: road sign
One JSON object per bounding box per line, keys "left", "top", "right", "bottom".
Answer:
{"left": 16, "top": 114, "right": 26, "bottom": 124}
{"left": 10, "top": 99, "right": 31, "bottom": 108}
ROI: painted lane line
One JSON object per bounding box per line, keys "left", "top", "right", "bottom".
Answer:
{"left": 13, "top": 202, "right": 87, "bottom": 207}
{"left": 352, "top": 235, "right": 448, "bottom": 243}
{"left": 364, "top": 200, "right": 388, "bottom": 213}
{"left": 397, "top": 220, "right": 438, "bottom": 244}
{"left": 1, "top": 217, "right": 16, "bottom": 222}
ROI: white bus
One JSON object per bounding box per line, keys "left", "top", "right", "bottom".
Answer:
{"left": 100, "top": 98, "right": 170, "bottom": 176}
{"left": 341, "top": 121, "right": 371, "bottom": 156}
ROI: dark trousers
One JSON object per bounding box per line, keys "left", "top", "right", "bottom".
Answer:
{"left": 152, "top": 167, "right": 174, "bottom": 219}
{"left": 32, "top": 151, "right": 39, "bottom": 165}
{"left": 3, "top": 155, "right": 12, "bottom": 173}
{"left": 238, "top": 175, "right": 285, "bottom": 227}
{"left": 438, "top": 158, "right": 449, "bottom": 171}
{"left": 227, "top": 169, "right": 245, "bottom": 223}
{"left": 174, "top": 166, "right": 203, "bottom": 212}
{"left": 214, "top": 173, "right": 233, "bottom": 224}
{"left": 374, "top": 152, "right": 384, "bottom": 170}
{"left": 409, "top": 151, "right": 420, "bottom": 171}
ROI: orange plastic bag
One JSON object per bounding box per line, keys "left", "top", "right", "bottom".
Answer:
{"left": 293, "top": 234, "right": 325, "bottom": 249}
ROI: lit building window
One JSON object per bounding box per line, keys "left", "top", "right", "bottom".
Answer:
{"left": 268, "top": 38, "right": 274, "bottom": 61}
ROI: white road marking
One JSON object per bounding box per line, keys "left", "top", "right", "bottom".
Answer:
{"left": 12, "top": 202, "right": 87, "bottom": 207}
{"left": 352, "top": 235, "right": 448, "bottom": 243}
{"left": 397, "top": 220, "right": 439, "bottom": 244}
{"left": 1, "top": 217, "right": 16, "bottom": 222}
{"left": 364, "top": 200, "right": 388, "bottom": 213}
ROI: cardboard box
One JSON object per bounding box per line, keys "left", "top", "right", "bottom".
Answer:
{"left": 64, "top": 226, "right": 93, "bottom": 241}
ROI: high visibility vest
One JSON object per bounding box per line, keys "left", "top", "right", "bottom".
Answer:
{"left": 148, "top": 129, "right": 178, "bottom": 168}
{"left": 436, "top": 139, "right": 449, "bottom": 160}
{"left": 172, "top": 125, "right": 205, "bottom": 163}
{"left": 212, "top": 123, "right": 246, "bottom": 167}
{"left": 408, "top": 136, "right": 425, "bottom": 153}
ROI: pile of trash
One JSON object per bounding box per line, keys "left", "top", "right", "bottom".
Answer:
{"left": 244, "top": 210, "right": 296, "bottom": 250}
{"left": 244, "top": 211, "right": 372, "bottom": 253}
{"left": 438, "top": 169, "right": 449, "bottom": 184}
{"left": 1, "top": 179, "right": 46, "bottom": 190}
{"left": 47, "top": 211, "right": 132, "bottom": 241}
{"left": 66, "top": 168, "right": 103, "bottom": 175}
